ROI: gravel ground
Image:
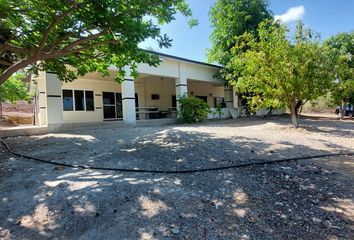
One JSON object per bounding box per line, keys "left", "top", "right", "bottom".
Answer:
{"left": 0, "top": 115, "right": 353, "bottom": 239}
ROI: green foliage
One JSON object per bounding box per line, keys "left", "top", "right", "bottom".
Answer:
{"left": 177, "top": 96, "right": 210, "bottom": 123}
{"left": 0, "top": 74, "right": 32, "bottom": 103}
{"left": 324, "top": 32, "right": 354, "bottom": 108}
{"left": 0, "top": 0, "right": 196, "bottom": 85}
{"left": 226, "top": 21, "right": 335, "bottom": 127}
{"left": 208, "top": 0, "right": 272, "bottom": 65}
{"left": 212, "top": 104, "right": 224, "bottom": 119}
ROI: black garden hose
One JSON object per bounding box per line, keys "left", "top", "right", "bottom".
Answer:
{"left": 1, "top": 138, "right": 353, "bottom": 174}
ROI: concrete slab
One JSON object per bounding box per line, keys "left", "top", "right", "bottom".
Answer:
{"left": 0, "top": 118, "right": 178, "bottom": 137}
{"left": 0, "top": 125, "right": 48, "bottom": 137}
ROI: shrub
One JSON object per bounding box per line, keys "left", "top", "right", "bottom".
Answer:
{"left": 212, "top": 104, "right": 224, "bottom": 119}
{"left": 177, "top": 96, "right": 210, "bottom": 123}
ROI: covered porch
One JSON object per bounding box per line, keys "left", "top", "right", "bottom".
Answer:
{"left": 35, "top": 51, "right": 238, "bottom": 129}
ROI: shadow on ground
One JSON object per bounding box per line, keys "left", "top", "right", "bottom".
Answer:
{"left": 0, "top": 116, "right": 353, "bottom": 239}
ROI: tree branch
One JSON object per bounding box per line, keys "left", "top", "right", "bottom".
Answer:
{"left": 35, "top": 4, "right": 80, "bottom": 56}
{"left": 48, "top": 32, "right": 76, "bottom": 53}
{"left": 61, "top": 31, "right": 108, "bottom": 52}
{"left": 0, "top": 59, "right": 35, "bottom": 85}
{"left": 0, "top": 44, "right": 31, "bottom": 55}
{"left": 42, "top": 39, "right": 116, "bottom": 60}
{"left": 0, "top": 59, "right": 13, "bottom": 66}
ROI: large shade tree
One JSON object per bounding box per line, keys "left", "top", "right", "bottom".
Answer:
{"left": 324, "top": 32, "right": 354, "bottom": 118}
{"left": 226, "top": 21, "right": 335, "bottom": 128}
{"left": 0, "top": 0, "right": 197, "bottom": 85}
{"left": 208, "top": 0, "right": 272, "bottom": 65}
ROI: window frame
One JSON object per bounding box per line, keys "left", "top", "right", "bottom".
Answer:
{"left": 85, "top": 90, "right": 95, "bottom": 111}
{"left": 62, "top": 89, "right": 74, "bottom": 111}
{"left": 62, "top": 89, "right": 95, "bottom": 112}
{"left": 74, "top": 90, "right": 85, "bottom": 111}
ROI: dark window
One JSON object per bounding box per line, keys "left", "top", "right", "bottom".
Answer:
{"left": 74, "top": 90, "right": 85, "bottom": 111}
{"left": 63, "top": 90, "right": 73, "bottom": 111}
{"left": 103, "top": 92, "right": 117, "bottom": 119}
{"left": 135, "top": 93, "right": 139, "bottom": 107}
{"left": 103, "top": 92, "right": 115, "bottom": 105}
{"left": 151, "top": 94, "right": 160, "bottom": 100}
{"left": 172, "top": 95, "right": 177, "bottom": 108}
{"left": 116, "top": 93, "right": 122, "bottom": 118}
{"left": 214, "top": 97, "right": 225, "bottom": 107}
{"left": 85, "top": 91, "right": 94, "bottom": 111}
{"left": 104, "top": 106, "right": 116, "bottom": 119}
{"left": 196, "top": 96, "right": 208, "bottom": 103}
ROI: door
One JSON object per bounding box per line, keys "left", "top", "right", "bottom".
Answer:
{"left": 103, "top": 92, "right": 116, "bottom": 119}
{"left": 103, "top": 92, "right": 136, "bottom": 120}
{"left": 116, "top": 93, "right": 123, "bottom": 118}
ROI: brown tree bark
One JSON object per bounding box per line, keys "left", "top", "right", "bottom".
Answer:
{"left": 0, "top": 59, "right": 35, "bottom": 85}
{"left": 290, "top": 104, "right": 299, "bottom": 128}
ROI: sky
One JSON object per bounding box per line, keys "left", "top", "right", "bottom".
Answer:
{"left": 139, "top": 0, "right": 354, "bottom": 63}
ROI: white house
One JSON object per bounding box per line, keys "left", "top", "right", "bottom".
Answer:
{"left": 34, "top": 51, "right": 240, "bottom": 130}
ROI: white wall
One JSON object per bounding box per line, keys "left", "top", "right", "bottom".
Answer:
{"left": 136, "top": 77, "right": 176, "bottom": 110}
{"left": 38, "top": 54, "right": 227, "bottom": 125}
{"left": 188, "top": 80, "right": 224, "bottom": 107}
{"left": 112, "top": 57, "right": 222, "bottom": 85}
{"left": 61, "top": 78, "right": 121, "bottom": 123}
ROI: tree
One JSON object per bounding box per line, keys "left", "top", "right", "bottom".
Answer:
{"left": 0, "top": 0, "right": 197, "bottom": 85}
{"left": 208, "top": 0, "right": 272, "bottom": 65}
{"left": 225, "top": 21, "right": 335, "bottom": 128}
{"left": 324, "top": 32, "right": 354, "bottom": 119}
{"left": 0, "top": 74, "right": 32, "bottom": 116}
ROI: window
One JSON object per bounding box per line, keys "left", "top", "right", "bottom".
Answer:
{"left": 196, "top": 96, "right": 208, "bottom": 103}
{"left": 62, "top": 89, "right": 95, "bottom": 112}
{"left": 103, "top": 92, "right": 115, "bottom": 105}
{"left": 214, "top": 97, "right": 225, "bottom": 107}
{"left": 103, "top": 92, "right": 116, "bottom": 119}
{"left": 151, "top": 94, "right": 160, "bottom": 100}
{"left": 63, "top": 90, "right": 73, "bottom": 111}
{"left": 171, "top": 95, "right": 177, "bottom": 108}
{"left": 74, "top": 90, "right": 85, "bottom": 111}
{"left": 85, "top": 91, "right": 94, "bottom": 111}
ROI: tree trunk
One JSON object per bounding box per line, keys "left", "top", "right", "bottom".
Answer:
{"left": 0, "top": 102, "right": 2, "bottom": 117}
{"left": 290, "top": 104, "right": 299, "bottom": 128}
{"left": 339, "top": 101, "right": 345, "bottom": 120}
{"left": 0, "top": 59, "right": 34, "bottom": 85}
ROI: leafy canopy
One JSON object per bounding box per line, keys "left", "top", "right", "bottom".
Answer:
{"left": 324, "top": 32, "right": 354, "bottom": 106}
{"left": 0, "top": 74, "right": 32, "bottom": 103}
{"left": 208, "top": 0, "right": 272, "bottom": 65}
{"left": 226, "top": 21, "right": 335, "bottom": 127}
{"left": 0, "top": 0, "right": 197, "bottom": 85}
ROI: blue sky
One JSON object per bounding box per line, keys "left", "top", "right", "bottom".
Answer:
{"left": 139, "top": 0, "right": 354, "bottom": 63}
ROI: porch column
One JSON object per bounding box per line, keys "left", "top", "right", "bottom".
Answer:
{"left": 224, "top": 86, "right": 234, "bottom": 108}
{"left": 233, "top": 89, "right": 241, "bottom": 109}
{"left": 45, "top": 73, "right": 64, "bottom": 126}
{"left": 122, "top": 79, "right": 136, "bottom": 125}
{"left": 37, "top": 72, "right": 47, "bottom": 126}
{"left": 176, "top": 63, "right": 188, "bottom": 111}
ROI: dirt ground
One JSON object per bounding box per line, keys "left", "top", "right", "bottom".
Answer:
{"left": 0, "top": 115, "right": 353, "bottom": 240}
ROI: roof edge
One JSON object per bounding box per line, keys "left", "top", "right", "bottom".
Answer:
{"left": 144, "top": 50, "right": 222, "bottom": 69}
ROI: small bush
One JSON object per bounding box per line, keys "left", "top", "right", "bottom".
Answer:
{"left": 212, "top": 104, "right": 224, "bottom": 119}
{"left": 177, "top": 96, "right": 210, "bottom": 123}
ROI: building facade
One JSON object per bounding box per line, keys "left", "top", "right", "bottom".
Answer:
{"left": 35, "top": 52, "right": 240, "bottom": 130}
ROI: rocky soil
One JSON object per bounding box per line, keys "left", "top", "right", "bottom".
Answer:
{"left": 0, "top": 115, "right": 353, "bottom": 239}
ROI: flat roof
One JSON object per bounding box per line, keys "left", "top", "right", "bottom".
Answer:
{"left": 145, "top": 50, "right": 222, "bottom": 69}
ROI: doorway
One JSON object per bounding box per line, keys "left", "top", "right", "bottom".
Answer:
{"left": 103, "top": 92, "right": 122, "bottom": 120}
{"left": 103, "top": 92, "right": 138, "bottom": 120}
